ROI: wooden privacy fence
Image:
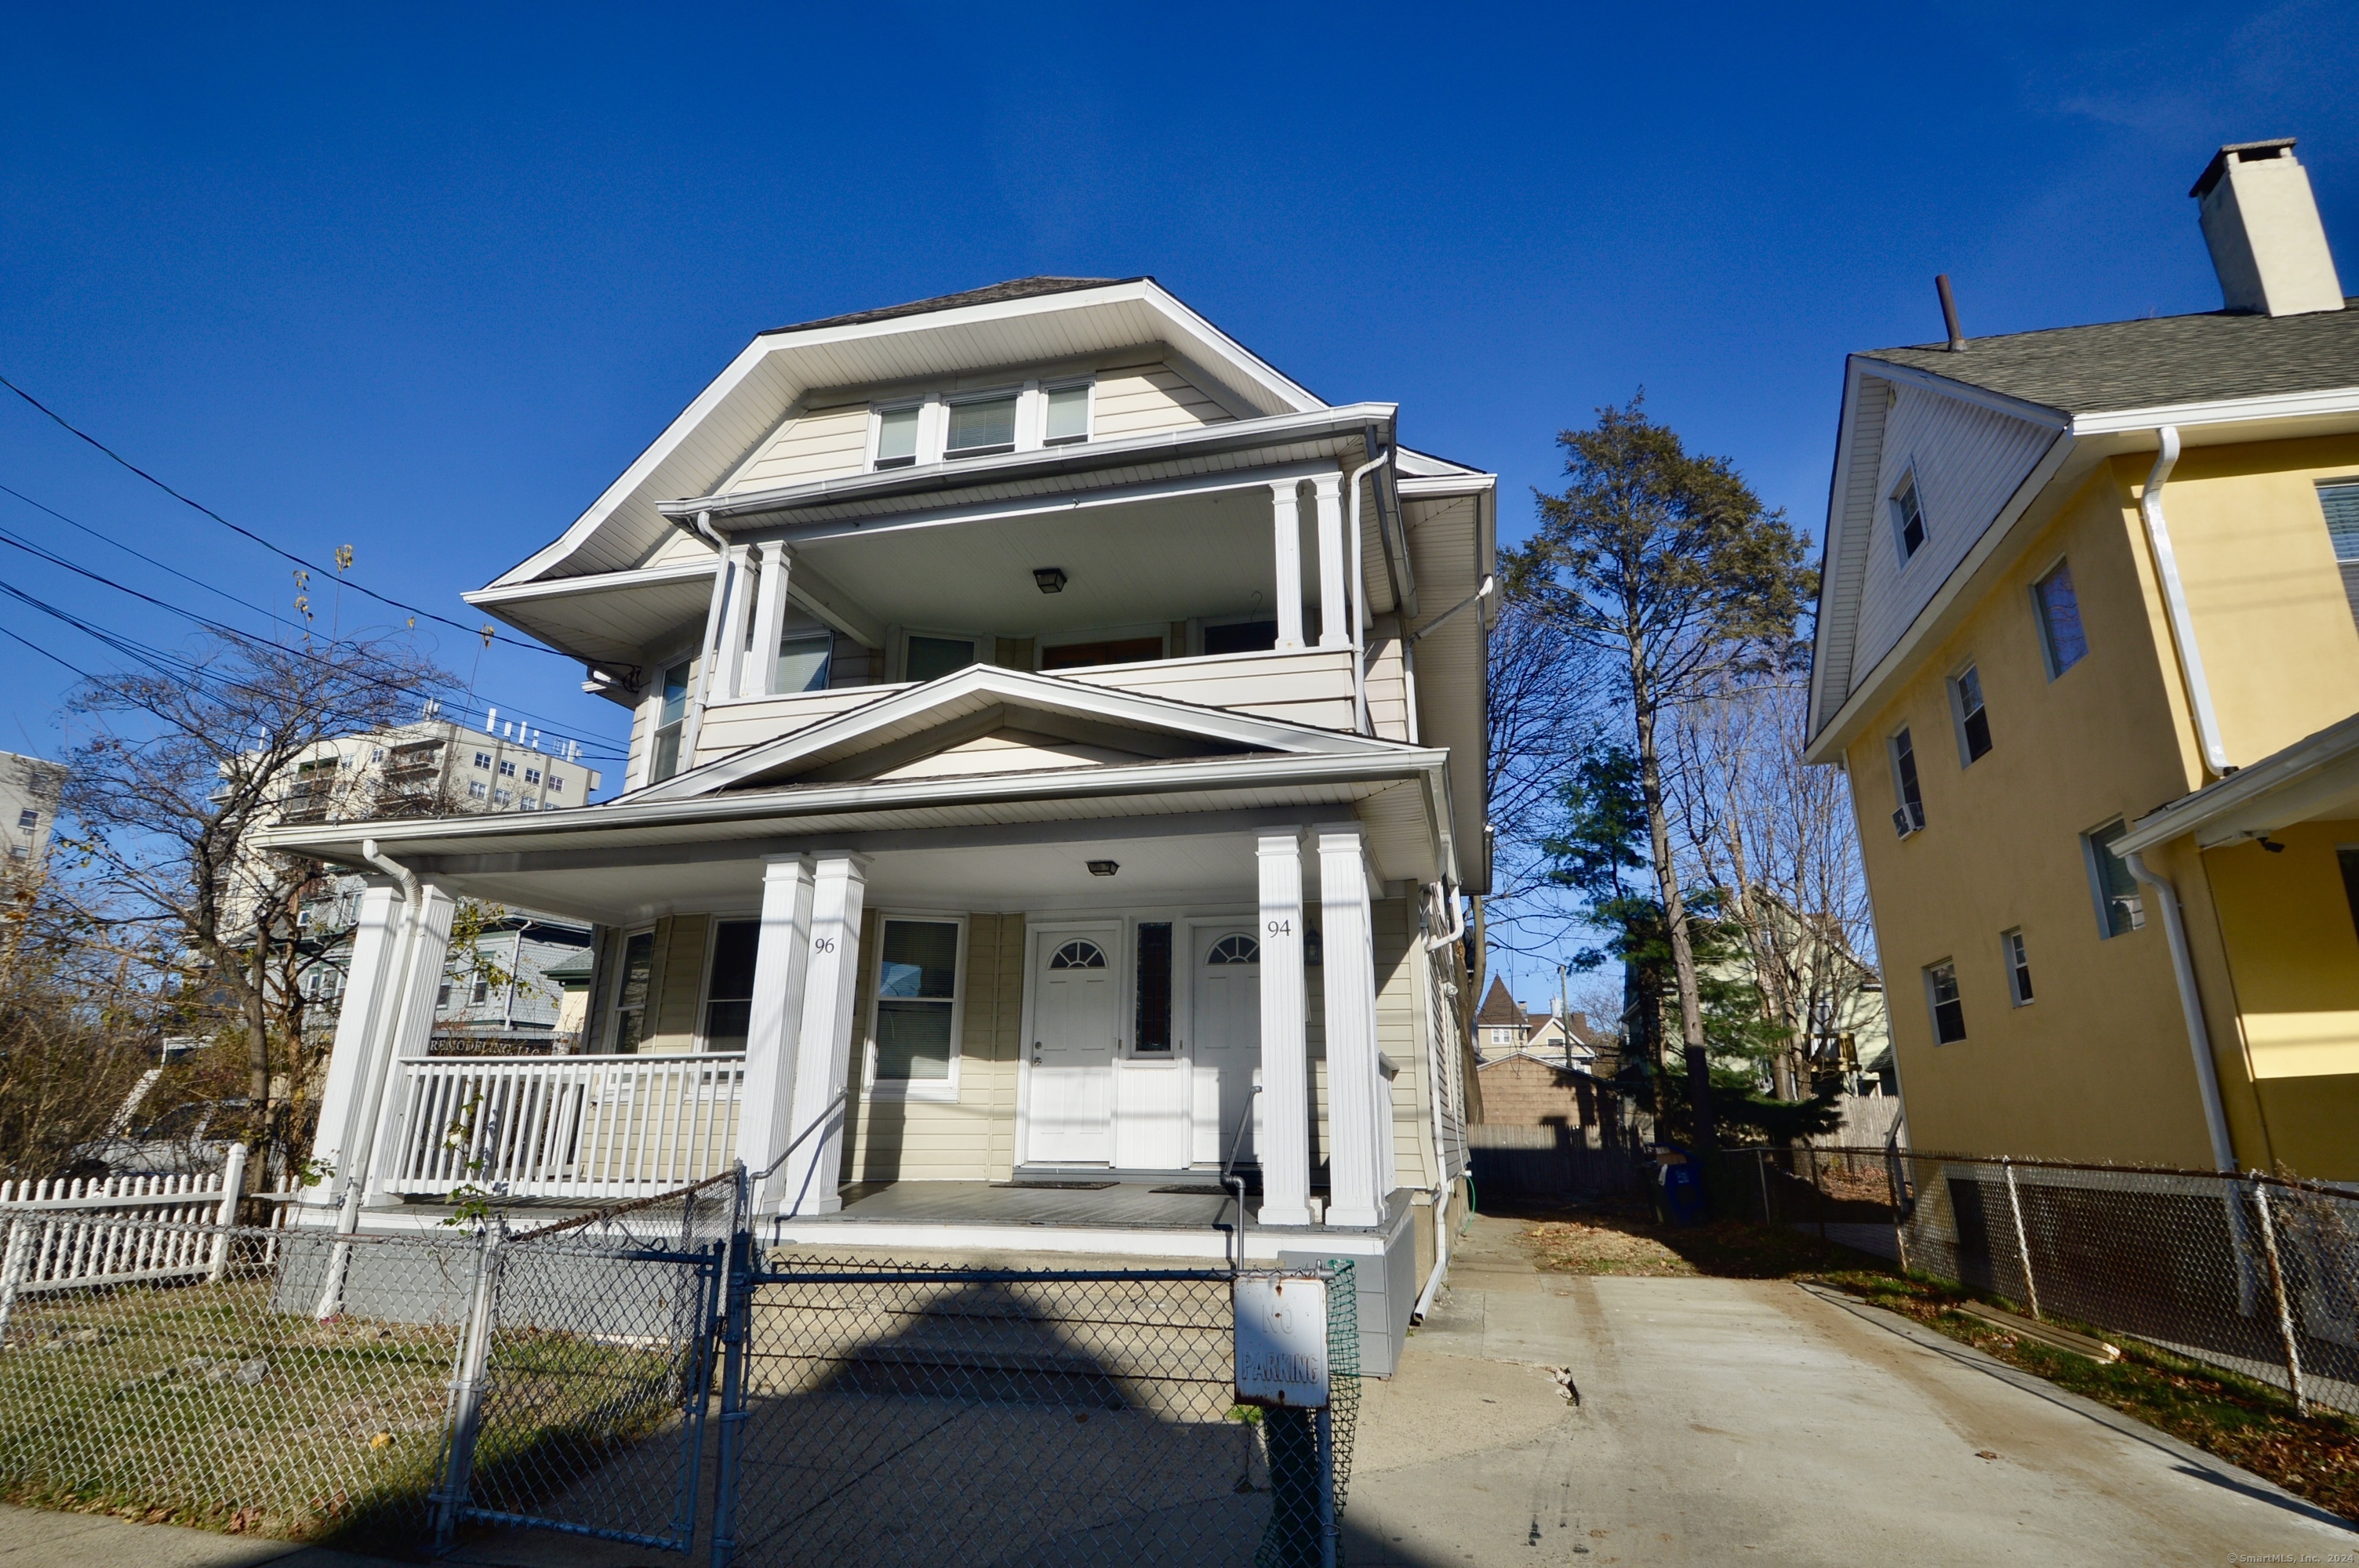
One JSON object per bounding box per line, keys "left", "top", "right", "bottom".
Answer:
{"left": 1466, "top": 1124, "right": 1648, "bottom": 1200}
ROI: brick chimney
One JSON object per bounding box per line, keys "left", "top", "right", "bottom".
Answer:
{"left": 2192, "top": 139, "right": 2346, "bottom": 317}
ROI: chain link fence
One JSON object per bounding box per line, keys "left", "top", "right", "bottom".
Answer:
{"left": 0, "top": 1178, "right": 1362, "bottom": 1563}
{"left": 1735, "top": 1145, "right": 2359, "bottom": 1419}
{"left": 713, "top": 1254, "right": 1358, "bottom": 1568}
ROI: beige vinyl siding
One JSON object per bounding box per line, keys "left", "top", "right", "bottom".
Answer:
{"left": 1073, "top": 647, "right": 1357, "bottom": 731}
{"left": 1363, "top": 621, "right": 1411, "bottom": 742}
{"left": 692, "top": 685, "right": 899, "bottom": 768}
{"left": 1376, "top": 896, "right": 1430, "bottom": 1192}
{"left": 1089, "top": 363, "right": 1233, "bottom": 440}
{"left": 843, "top": 912, "right": 1026, "bottom": 1183}
{"left": 725, "top": 404, "right": 874, "bottom": 494}
{"left": 646, "top": 528, "right": 721, "bottom": 568}
{"left": 641, "top": 915, "right": 710, "bottom": 1054}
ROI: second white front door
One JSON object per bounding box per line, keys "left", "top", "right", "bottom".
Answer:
{"left": 1027, "top": 927, "right": 1120, "bottom": 1164}
{"left": 1190, "top": 926, "right": 1262, "bottom": 1168}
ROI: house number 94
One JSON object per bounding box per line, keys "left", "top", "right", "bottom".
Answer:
{"left": 1267, "top": 920, "right": 1290, "bottom": 935}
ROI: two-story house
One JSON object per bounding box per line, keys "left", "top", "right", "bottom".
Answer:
{"left": 255, "top": 277, "right": 1496, "bottom": 1370}
{"left": 1805, "top": 140, "right": 2359, "bottom": 1182}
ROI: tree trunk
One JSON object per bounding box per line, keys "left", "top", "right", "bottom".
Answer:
{"left": 245, "top": 935, "right": 273, "bottom": 1127}
{"left": 1633, "top": 701, "right": 1714, "bottom": 1156}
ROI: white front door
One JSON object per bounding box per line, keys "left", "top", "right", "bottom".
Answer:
{"left": 1027, "top": 927, "right": 1120, "bottom": 1164}
{"left": 1190, "top": 927, "right": 1262, "bottom": 1168}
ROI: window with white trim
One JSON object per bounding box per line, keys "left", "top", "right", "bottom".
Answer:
{"left": 2033, "top": 560, "right": 2088, "bottom": 677}
{"left": 703, "top": 919, "right": 758, "bottom": 1052}
{"left": 2002, "top": 928, "right": 2034, "bottom": 1006}
{"left": 871, "top": 917, "right": 961, "bottom": 1093}
{"left": 1950, "top": 663, "right": 1992, "bottom": 764}
{"left": 1888, "top": 727, "right": 1926, "bottom": 836}
{"left": 650, "top": 658, "right": 692, "bottom": 782}
{"left": 610, "top": 929, "right": 656, "bottom": 1053}
{"left": 1043, "top": 382, "right": 1090, "bottom": 446}
{"left": 775, "top": 631, "right": 833, "bottom": 693}
{"left": 2082, "top": 819, "right": 2145, "bottom": 938}
{"left": 1924, "top": 959, "right": 1965, "bottom": 1044}
{"left": 872, "top": 403, "right": 921, "bottom": 470}
{"left": 944, "top": 391, "right": 1019, "bottom": 459}
{"left": 2317, "top": 481, "right": 2359, "bottom": 629}
{"left": 1890, "top": 471, "right": 1928, "bottom": 561}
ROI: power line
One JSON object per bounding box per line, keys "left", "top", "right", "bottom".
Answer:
{"left": 0, "top": 484, "right": 627, "bottom": 760}
{"left": 0, "top": 367, "right": 572, "bottom": 659}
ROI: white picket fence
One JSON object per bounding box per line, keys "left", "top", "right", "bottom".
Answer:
{"left": 0, "top": 1148, "right": 292, "bottom": 1324}
{"left": 382, "top": 1053, "right": 747, "bottom": 1200}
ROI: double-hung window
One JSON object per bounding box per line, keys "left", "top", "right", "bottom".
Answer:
{"left": 872, "top": 404, "right": 921, "bottom": 470}
{"left": 1950, "top": 664, "right": 1992, "bottom": 764}
{"left": 1889, "top": 727, "right": 1927, "bottom": 836}
{"left": 775, "top": 630, "right": 833, "bottom": 694}
{"left": 1043, "top": 383, "right": 1090, "bottom": 447}
{"left": 650, "top": 659, "right": 692, "bottom": 783}
{"left": 2002, "top": 929, "right": 2034, "bottom": 1006}
{"left": 871, "top": 918, "right": 961, "bottom": 1095}
{"left": 702, "top": 920, "right": 758, "bottom": 1052}
{"left": 610, "top": 930, "right": 656, "bottom": 1053}
{"left": 944, "top": 392, "right": 1019, "bottom": 459}
{"left": 2082, "top": 819, "right": 2145, "bottom": 938}
{"left": 2317, "top": 481, "right": 2359, "bottom": 628}
{"left": 1924, "top": 959, "right": 1966, "bottom": 1044}
{"left": 2034, "top": 560, "right": 2088, "bottom": 676}
{"left": 1891, "top": 472, "right": 1928, "bottom": 561}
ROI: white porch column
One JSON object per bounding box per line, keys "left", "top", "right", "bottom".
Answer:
{"left": 1256, "top": 831, "right": 1313, "bottom": 1227}
{"left": 362, "top": 883, "right": 459, "bottom": 1203}
{"left": 739, "top": 857, "right": 815, "bottom": 1210}
{"left": 1312, "top": 471, "right": 1347, "bottom": 648}
{"left": 715, "top": 542, "right": 758, "bottom": 703}
{"left": 304, "top": 878, "right": 402, "bottom": 1208}
{"left": 747, "top": 541, "right": 791, "bottom": 698}
{"left": 1268, "top": 481, "right": 1306, "bottom": 651}
{"left": 777, "top": 854, "right": 868, "bottom": 1217}
{"left": 1317, "top": 826, "right": 1387, "bottom": 1227}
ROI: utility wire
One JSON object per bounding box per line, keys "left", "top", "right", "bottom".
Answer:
{"left": 0, "top": 367, "right": 572, "bottom": 659}
{"left": 0, "top": 484, "right": 627, "bottom": 760}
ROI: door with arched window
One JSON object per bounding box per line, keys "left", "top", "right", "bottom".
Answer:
{"left": 1025, "top": 926, "right": 1120, "bottom": 1164}
{"left": 1190, "top": 927, "right": 1261, "bottom": 1168}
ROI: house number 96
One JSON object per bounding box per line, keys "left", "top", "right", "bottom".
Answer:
{"left": 813, "top": 936, "right": 837, "bottom": 953}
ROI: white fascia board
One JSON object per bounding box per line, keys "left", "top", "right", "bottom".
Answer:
{"left": 638, "top": 661, "right": 1418, "bottom": 802}
{"left": 1393, "top": 445, "right": 1488, "bottom": 479}
{"left": 462, "top": 558, "right": 719, "bottom": 612}
{"left": 1393, "top": 472, "right": 1499, "bottom": 498}
{"left": 1805, "top": 360, "right": 1874, "bottom": 747}
{"left": 1801, "top": 422, "right": 2076, "bottom": 766}
{"left": 2069, "top": 386, "right": 2359, "bottom": 437}
{"left": 249, "top": 748, "right": 1451, "bottom": 858}
{"left": 2117, "top": 709, "right": 2359, "bottom": 854}
{"left": 664, "top": 404, "right": 1396, "bottom": 524}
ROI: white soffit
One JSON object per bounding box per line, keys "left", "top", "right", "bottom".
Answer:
{"left": 488, "top": 280, "right": 1328, "bottom": 591}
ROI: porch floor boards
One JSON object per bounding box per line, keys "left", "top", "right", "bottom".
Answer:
{"left": 817, "top": 1180, "right": 1245, "bottom": 1231}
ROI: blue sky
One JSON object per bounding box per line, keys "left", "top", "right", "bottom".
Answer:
{"left": 4, "top": 3, "right": 2354, "bottom": 1004}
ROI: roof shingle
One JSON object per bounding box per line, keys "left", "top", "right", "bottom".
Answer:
{"left": 764, "top": 276, "right": 1140, "bottom": 336}
{"left": 1861, "top": 301, "right": 2359, "bottom": 415}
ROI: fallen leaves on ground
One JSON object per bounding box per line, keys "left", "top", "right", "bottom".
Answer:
{"left": 1517, "top": 1201, "right": 1871, "bottom": 1279}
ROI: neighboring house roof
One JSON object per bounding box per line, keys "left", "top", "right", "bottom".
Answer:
{"left": 1860, "top": 300, "right": 2359, "bottom": 417}
{"left": 1474, "top": 976, "right": 1524, "bottom": 1028}
{"left": 768, "top": 276, "right": 1136, "bottom": 335}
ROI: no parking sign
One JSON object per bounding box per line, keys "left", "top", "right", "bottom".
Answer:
{"left": 1232, "top": 1275, "right": 1329, "bottom": 1409}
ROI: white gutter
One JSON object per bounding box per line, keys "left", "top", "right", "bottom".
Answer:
{"left": 1346, "top": 445, "right": 1394, "bottom": 735}
{"left": 315, "top": 838, "right": 427, "bottom": 1317}
{"left": 1421, "top": 880, "right": 1464, "bottom": 953}
{"left": 2121, "top": 849, "right": 2237, "bottom": 1173}
{"left": 2138, "top": 427, "right": 2230, "bottom": 777}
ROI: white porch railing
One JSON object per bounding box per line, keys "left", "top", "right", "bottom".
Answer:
{"left": 380, "top": 1053, "right": 746, "bottom": 1200}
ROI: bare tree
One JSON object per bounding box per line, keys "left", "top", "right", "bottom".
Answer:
{"left": 62, "top": 633, "right": 450, "bottom": 1173}
{"left": 1670, "top": 677, "right": 1874, "bottom": 1104}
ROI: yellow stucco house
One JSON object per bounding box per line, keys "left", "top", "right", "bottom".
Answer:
{"left": 1804, "top": 139, "right": 2359, "bottom": 1182}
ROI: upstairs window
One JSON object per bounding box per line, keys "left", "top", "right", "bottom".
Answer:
{"left": 776, "top": 631, "right": 834, "bottom": 694}
{"left": 651, "top": 658, "right": 692, "bottom": 782}
{"left": 944, "top": 392, "right": 1018, "bottom": 459}
{"left": 2317, "top": 481, "right": 2359, "bottom": 629}
{"left": 473, "top": 752, "right": 492, "bottom": 769}
{"left": 2082, "top": 819, "right": 2146, "bottom": 938}
{"left": 1890, "top": 472, "right": 1928, "bottom": 561}
{"left": 15, "top": 809, "right": 35, "bottom": 831}
{"left": 1924, "top": 960, "right": 1966, "bottom": 1044}
{"left": 498, "top": 760, "right": 517, "bottom": 777}
{"left": 1044, "top": 383, "right": 1091, "bottom": 446}
{"left": 873, "top": 404, "right": 920, "bottom": 470}
{"left": 1888, "top": 727, "right": 1926, "bottom": 837}
{"left": 2003, "top": 928, "right": 2034, "bottom": 1006}
{"left": 1950, "top": 663, "right": 1992, "bottom": 764}
{"left": 905, "top": 634, "right": 981, "bottom": 683}
{"left": 2034, "top": 560, "right": 2088, "bottom": 677}
{"left": 524, "top": 768, "right": 542, "bottom": 785}
{"left": 546, "top": 775, "right": 565, "bottom": 793}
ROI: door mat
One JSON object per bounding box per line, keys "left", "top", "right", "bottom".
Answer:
{"left": 1149, "top": 1185, "right": 1237, "bottom": 1196}
{"left": 993, "top": 1179, "right": 1118, "bottom": 1191}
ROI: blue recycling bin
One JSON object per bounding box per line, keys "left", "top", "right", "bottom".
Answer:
{"left": 1658, "top": 1152, "right": 1705, "bottom": 1226}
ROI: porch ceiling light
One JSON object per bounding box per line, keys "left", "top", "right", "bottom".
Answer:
{"left": 1087, "top": 859, "right": 1119, "bottom": 877}
{"left": 1033, "top": 567, "right": 1068, "bottom": 593}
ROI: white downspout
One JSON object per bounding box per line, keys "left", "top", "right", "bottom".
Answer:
{"left": 682, "top": 510, "right": 730, "bottom": 766}
{"left": 2123, "top": 849, "right": 2237, "bottom": 1173}
{"left": 1346, "top": 446, "right": 1393, "bottom": 735}
{"left": 1421, "top": 880, "right": 1465, "bottom": 953}
{"left": 1412, "top": 902, "right": 1457, "bottom": 1323}
{"left": 2139, "top": 428, "right": 2230, "bottom": 777}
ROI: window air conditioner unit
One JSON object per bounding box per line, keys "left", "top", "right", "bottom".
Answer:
{"left": 1892, "top": 802, "right": 1926, "bottom": 838}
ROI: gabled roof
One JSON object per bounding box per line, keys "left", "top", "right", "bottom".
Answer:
{"left": 1861, "top": 300, "right": 2359, "bottom": 417}
{"left": 1474, "top": 975, "right": 1523, "bottom": 1027}
{"left": 632, "top": 662, "right": 1417, "bottom": 804}
{"left": 486, "top": 278, "right": 1331, "bottom": 590}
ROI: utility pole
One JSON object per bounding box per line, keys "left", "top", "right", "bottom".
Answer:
{"left": 1557, "top": 963, "right": 1572, "bottom": 1070}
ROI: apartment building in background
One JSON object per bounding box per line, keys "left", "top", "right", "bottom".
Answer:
{"left": 1, "top": 750, "right": 65, "bottom": 875}
{"left": 1806, "top": 139, "right": 2359, "bottom": 1181}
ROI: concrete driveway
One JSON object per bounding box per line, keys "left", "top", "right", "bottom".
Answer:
{"left": 1341, "top": 1214, "right": 2356, "bottom": 1565}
